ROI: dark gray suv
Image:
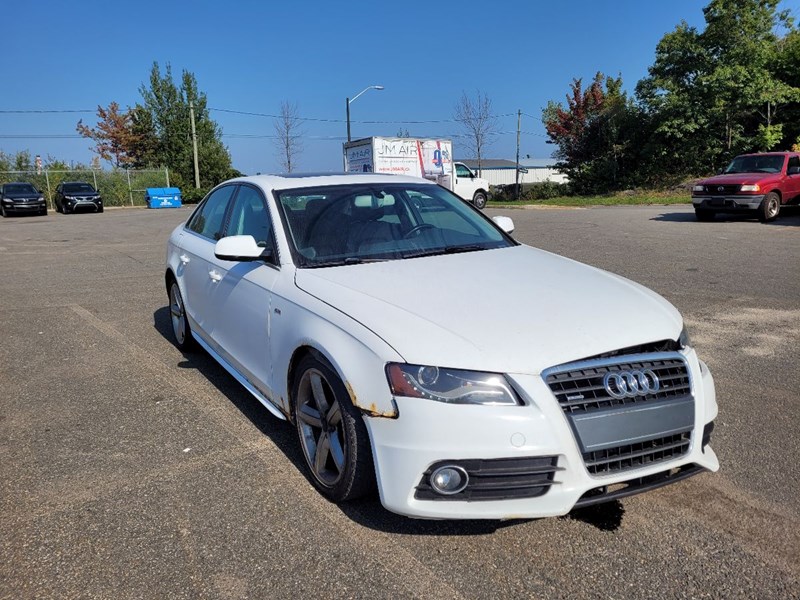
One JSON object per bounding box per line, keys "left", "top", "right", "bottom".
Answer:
{"left": 0, "top": 182, "right": 47, "bottom": 217}
{"left": 54, "top": 181, "right": 103, "bottom": 214}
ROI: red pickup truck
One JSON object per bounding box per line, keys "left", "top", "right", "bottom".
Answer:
{"left": 691, "top": 152, "right": 800, "bottom": 222}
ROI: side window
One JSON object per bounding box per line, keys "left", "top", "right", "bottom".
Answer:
{"left": 788, "top": 156, "right": 800, "bottom": 170}
{"left": 455, "top": 164, "right": 471, "bottom": 178}
{"left": 187, "top": 185, "right": 236, "bottom": 240}
{"left": 225, "top": 185, "right": 274, "bottom": 249}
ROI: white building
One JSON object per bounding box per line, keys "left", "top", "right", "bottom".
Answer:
{"left": 457, "top": 159, "right": 568, "bottom": 186}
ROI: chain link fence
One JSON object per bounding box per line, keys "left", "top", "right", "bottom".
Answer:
{"left": 0, "top": 168, "right": 170, "bottom": 209}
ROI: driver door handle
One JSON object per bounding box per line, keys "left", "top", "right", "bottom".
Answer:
{"left": 208, "top": 269, "right": 222, "bottom": 282}
{"left": 179, "top": 254, "right": 190, "bottom": 265}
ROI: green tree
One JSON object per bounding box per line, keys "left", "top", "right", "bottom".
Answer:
{"left": 137, "top": 62, "right": 238, "bottom": 188}
{"left": 636, "top": 0, "right": 798, "bottom": 178}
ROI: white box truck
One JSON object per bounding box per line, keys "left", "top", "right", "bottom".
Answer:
{"left": 343, "top": 137, "right": 491, "bottom": 209}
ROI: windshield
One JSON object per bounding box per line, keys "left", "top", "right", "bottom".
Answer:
{"left": 63, "top": 183, "right": 95, "bottom": 193}
{"left": 724, "top": 155, "right": 785, "bottom": 174}
{"left": 4, "top": 183, "right": 38, "bottom": 195}
{"left": 275, "top": 183, "right": 514, "bottom": 267}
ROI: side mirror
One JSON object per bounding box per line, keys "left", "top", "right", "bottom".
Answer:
{"left": 492, "top": 215, "right": 515, "bottom": 234}
{"left": 214, "top": 235, "right": 270, "bottom": 262}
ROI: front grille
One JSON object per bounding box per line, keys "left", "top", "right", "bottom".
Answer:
{"left": 704, "top": 184, "right": 740, "bottom": 196}
{"left": 545, "top": 353, "right": 694, "bottom": 475}
{"left": 545, "top": 357, "right": 690, "bottom": 414}
{"left": 415, "top": 456, "right": 559, "bottom": 501}
{"left": 584, "top": 431, "right": 691, "bottom": 475}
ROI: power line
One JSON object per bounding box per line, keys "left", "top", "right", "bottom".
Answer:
{"left": 0, "top": 109, "right": 94, "bottom": 114}
{"left": 0, "top": 134, "right": 83, "bottom": 139}
{"left": 209, "top": 107, "right": 518, "bottom": 125}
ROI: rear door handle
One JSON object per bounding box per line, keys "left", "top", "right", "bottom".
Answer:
{"left": 208, "top": 269, "right": 222, "bottom": 282}
{"left": 179, "top": 254, "right": 190, "bottom": 265}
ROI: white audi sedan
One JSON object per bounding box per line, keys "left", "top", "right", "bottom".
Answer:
{"left": 165, "top": 173, "right": 718, "bottom": 520}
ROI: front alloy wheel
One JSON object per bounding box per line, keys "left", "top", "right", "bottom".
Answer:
{"left": 293, "top": 355, "right": 374, "bottom": 502}
{"left": 473, "top": 191, "right": 487, "bottom": 210}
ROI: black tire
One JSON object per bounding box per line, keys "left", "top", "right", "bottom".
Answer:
{"left": 97, "top": 206, "right": 104, "bottom": 213}
{"left": 40, "top": 209, "right": 47, "bottom": 216}
{"left": 167, "top": 278, "right": 196, "bottom": 351}
{"left": 0, "top": 205, "right": 6, "bottom": 218}
{"left": 63, "top": 205, "right": 70, "bottom": 215}
{"left": 292, "top": 354, "right": 375, "bottom": 502}
{"left": 472, "top": 191, "right": 488, "bottom": 210}
{"left": 758, "top": 192, "right": 780, "bottom": 222}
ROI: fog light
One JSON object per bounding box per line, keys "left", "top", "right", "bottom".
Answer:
{"left": 430, "top": 465, "right": 468, "bottom": 495}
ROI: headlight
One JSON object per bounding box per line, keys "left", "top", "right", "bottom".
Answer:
{"left": 386, "top": 363, "right": 520, "bottom": 405}
{"left": 740, "top": 184, "right": 760, "bottom": 192}
{"left": 679, "top": 325, "right": 691, "bottom": 349}
{"left": 692, "top": 185, "right": 705, "bottom": 192}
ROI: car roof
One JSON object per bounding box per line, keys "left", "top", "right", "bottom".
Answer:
{"left": 228, "top": 172, "right": 438, "bottom": 192}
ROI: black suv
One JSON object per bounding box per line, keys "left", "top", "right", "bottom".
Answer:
{"left": 54, "top": 181, "right": 103, "bottom": 214}
{"left": 0, "top": 182, "right": 48, "bottom": 217}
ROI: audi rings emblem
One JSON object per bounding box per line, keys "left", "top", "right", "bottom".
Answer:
{"left": 603, "top": 369, "right": 660, "bottom": 399}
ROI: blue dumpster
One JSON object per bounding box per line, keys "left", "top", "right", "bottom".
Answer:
{"left": 145, "top": 187, "right": 182, "bottom": 208}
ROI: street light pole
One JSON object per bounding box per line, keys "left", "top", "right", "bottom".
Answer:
{"left": 346, "top": 97, "right": 351, "bottom": 143}
{"left": 346, "top": 85, "right": 384, "bottom": 142}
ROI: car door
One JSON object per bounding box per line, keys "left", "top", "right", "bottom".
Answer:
{"left": 209, "top": 184, "right": 280, "bottom": 399}
{"left": 786, "top": 156, "right": 800, "bottom": 201}
{"left": 178, "top": 184, "right": 237, "bottom": 347}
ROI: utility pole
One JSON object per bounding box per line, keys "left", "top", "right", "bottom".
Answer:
{"left": 515, "top": 110, "right": 521, "bottom": 201}
{"left": 189, "top": 101, "right": 200, "bottom": 189}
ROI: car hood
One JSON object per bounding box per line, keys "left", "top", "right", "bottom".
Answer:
{"left": 3, "top": 191, "right": 41, "bottom": 199}
{"left": 698, "top": 173, "right": 780, "bottom": 186}
{"left": 63, "top": 190, "right": 99, "bottom": 196}
{"left": 294, "top": 245, "right": 682, "bottom": 374}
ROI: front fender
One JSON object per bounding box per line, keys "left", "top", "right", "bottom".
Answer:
{"left": 270, "top": 281, "right": 403, "bottom": 419}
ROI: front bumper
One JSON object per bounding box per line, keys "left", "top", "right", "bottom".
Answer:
{"left": 64, "top": 199, "right": 102, "bottom": 211}
{"left": 365, "top": 349, "right": 719, "bottom": 520}
{"left": 3, "top": 200, "right": 46, "bottom": 213}
{"left": 693, "top": 195, "right": 764, "bottom": 210}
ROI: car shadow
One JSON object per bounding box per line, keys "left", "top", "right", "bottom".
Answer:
{"left": 153, "top": 305, "right": 627, "bottom": 535}
{"left": 652, "top": 206, "right": 800, "bottom": 226}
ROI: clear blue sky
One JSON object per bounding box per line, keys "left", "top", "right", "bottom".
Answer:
{"left": 2, "top": 0, "right": 799, "bottom": 175}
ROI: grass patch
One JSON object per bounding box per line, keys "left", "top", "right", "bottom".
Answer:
{"left": 488, "top": 191, "right": 691, "bottom": 208}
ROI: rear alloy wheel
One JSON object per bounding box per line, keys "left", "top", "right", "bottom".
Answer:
{"left": 758, "top": 192, "right": 780, "bottom": 222}
{"left": 472, "top": 191, "right": 487, "bottom": 210}
{"left": 168, "top": 280, "right": 196, "bottom": 351}
{"left": 293, "top": 355, "right": 375, "bottom": 502}
{"left": 694, "top": 208, "right": 715, "bottom": 222}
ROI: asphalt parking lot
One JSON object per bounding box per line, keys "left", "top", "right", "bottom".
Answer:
{"left": 1, "top": 204, "right": 799, "bottom": 599}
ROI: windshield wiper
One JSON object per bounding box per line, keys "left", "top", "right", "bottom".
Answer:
{"left": 402, "top": 244, "right": 485, "bottom": 259}
{"left": 306, "top": 257, "right": 389, "bottom": 268}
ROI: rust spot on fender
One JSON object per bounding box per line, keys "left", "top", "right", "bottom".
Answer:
{"left": 344, "top": 381, "right": 396, "bottom": 418}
